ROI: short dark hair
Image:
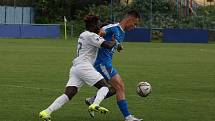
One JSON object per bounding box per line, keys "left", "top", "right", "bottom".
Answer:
{"left": 84, "top": 14, "right": 99, "bottom": 30}
{"left": 126, "top": 10, "right": 140, "bottom": 19}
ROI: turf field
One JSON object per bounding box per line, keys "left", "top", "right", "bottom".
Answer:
{"left": 0, "top": 38, "right": 215, "bottom": 121}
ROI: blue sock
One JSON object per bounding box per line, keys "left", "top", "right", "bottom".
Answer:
{"left": 117, "top": 100, "right": 130, "bottom": 117}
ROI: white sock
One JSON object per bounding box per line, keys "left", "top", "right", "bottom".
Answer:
{"left": 93, "top": 87, "right": 109, "bottom": 105}
{"left": 45, "top": 94, "right": 69, "bottom": 114}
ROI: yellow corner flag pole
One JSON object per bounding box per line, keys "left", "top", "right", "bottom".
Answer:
{"left": 64, "top": 16, "right": 67, "bottom": 40}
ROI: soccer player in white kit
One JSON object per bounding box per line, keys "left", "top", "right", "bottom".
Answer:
{"left": 39, "top": 15, "right": 116, "bottom": 121}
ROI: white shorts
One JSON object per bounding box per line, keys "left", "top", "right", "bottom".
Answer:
{"left": 66, "top": 63, "right": 104, "bottom": 88}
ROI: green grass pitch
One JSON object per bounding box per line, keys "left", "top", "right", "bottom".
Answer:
{"left": 0, "top": 38, "right": 215, "bottom": 121}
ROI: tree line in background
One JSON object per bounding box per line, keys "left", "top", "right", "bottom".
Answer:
{"left": 0, "top": 0, "right": 111, "bottom": 22}
{"left": 63, "top": 0, "right": 214, "bottom": 36}
{"left": 1, "top": 0, "right": 214, "bottom": 37}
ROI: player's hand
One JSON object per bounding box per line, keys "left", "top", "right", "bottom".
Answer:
{"left": 117, "top": 44, "right": 123, "bottom": 52}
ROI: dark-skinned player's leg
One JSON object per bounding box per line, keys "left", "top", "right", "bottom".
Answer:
{"left": 39, "top": 86, "right": 78, "bottom": 121}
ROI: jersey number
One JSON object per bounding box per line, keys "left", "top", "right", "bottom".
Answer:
{"left": 77, "top": 42, "right": 82, "bottom": 57}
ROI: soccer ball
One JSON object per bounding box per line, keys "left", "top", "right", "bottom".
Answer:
{"left": 136, "top": 81, "right": 152, "bottom": 97}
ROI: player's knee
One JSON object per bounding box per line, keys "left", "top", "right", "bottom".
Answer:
{"left": 111, "top": 74, "right": 125, "bottom": 91}
{"left": 64, "top": 86, "right": 78, "bottom": 100}
{"left": 115, "top": 82, "right": 125, "bottom": 92}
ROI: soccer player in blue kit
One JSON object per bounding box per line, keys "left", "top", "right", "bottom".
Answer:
{"left": 86, "top": 10, "right": 142, "bottom": 121}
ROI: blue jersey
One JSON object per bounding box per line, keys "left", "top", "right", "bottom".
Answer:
{"left": 94, "top": 23, "right": 125, "bottom": 80}
{"left": 95, "top": 23, "right": 125, "bottom": 66}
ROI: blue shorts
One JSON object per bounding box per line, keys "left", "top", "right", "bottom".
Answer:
{"left": 94, "top": 63, "right": 118, "bottom": 81}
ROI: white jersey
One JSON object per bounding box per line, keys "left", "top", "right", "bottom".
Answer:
{"left": 66, "top": 31, "right": 105, "bottom": 88}
{"left": 72, "top": 31, "right": 105, "bottom": 65}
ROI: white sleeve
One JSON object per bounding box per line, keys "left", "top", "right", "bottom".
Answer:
{"left": 88, "top": 34, "right": 105, "bottom": 48}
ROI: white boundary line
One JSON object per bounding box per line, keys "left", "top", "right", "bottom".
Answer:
{"left": 0, "top": 84, "right": 62, "bottom": 92}
{"left": 1, "top": 84, "right": 211, "bottom": 102}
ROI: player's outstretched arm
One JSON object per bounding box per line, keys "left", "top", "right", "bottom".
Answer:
{"left": 101, "top": 40, "right": 115, "bottom": 49}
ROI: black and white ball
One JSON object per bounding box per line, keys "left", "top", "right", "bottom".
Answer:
{"left": 136, "top": 82, "right": 152, "bottom": 97}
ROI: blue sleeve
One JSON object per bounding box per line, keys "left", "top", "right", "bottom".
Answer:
{"left": 104, "top": 27, "right": 112, "bottom": 35}
{"left": 113, "top": 28, "right": 124, "bottom": 44}
{"left": 103, "top": 26, "right": 124, "bottom": 44}
{"left": 114, "top": 29, "right": 122, "bottom": 44}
